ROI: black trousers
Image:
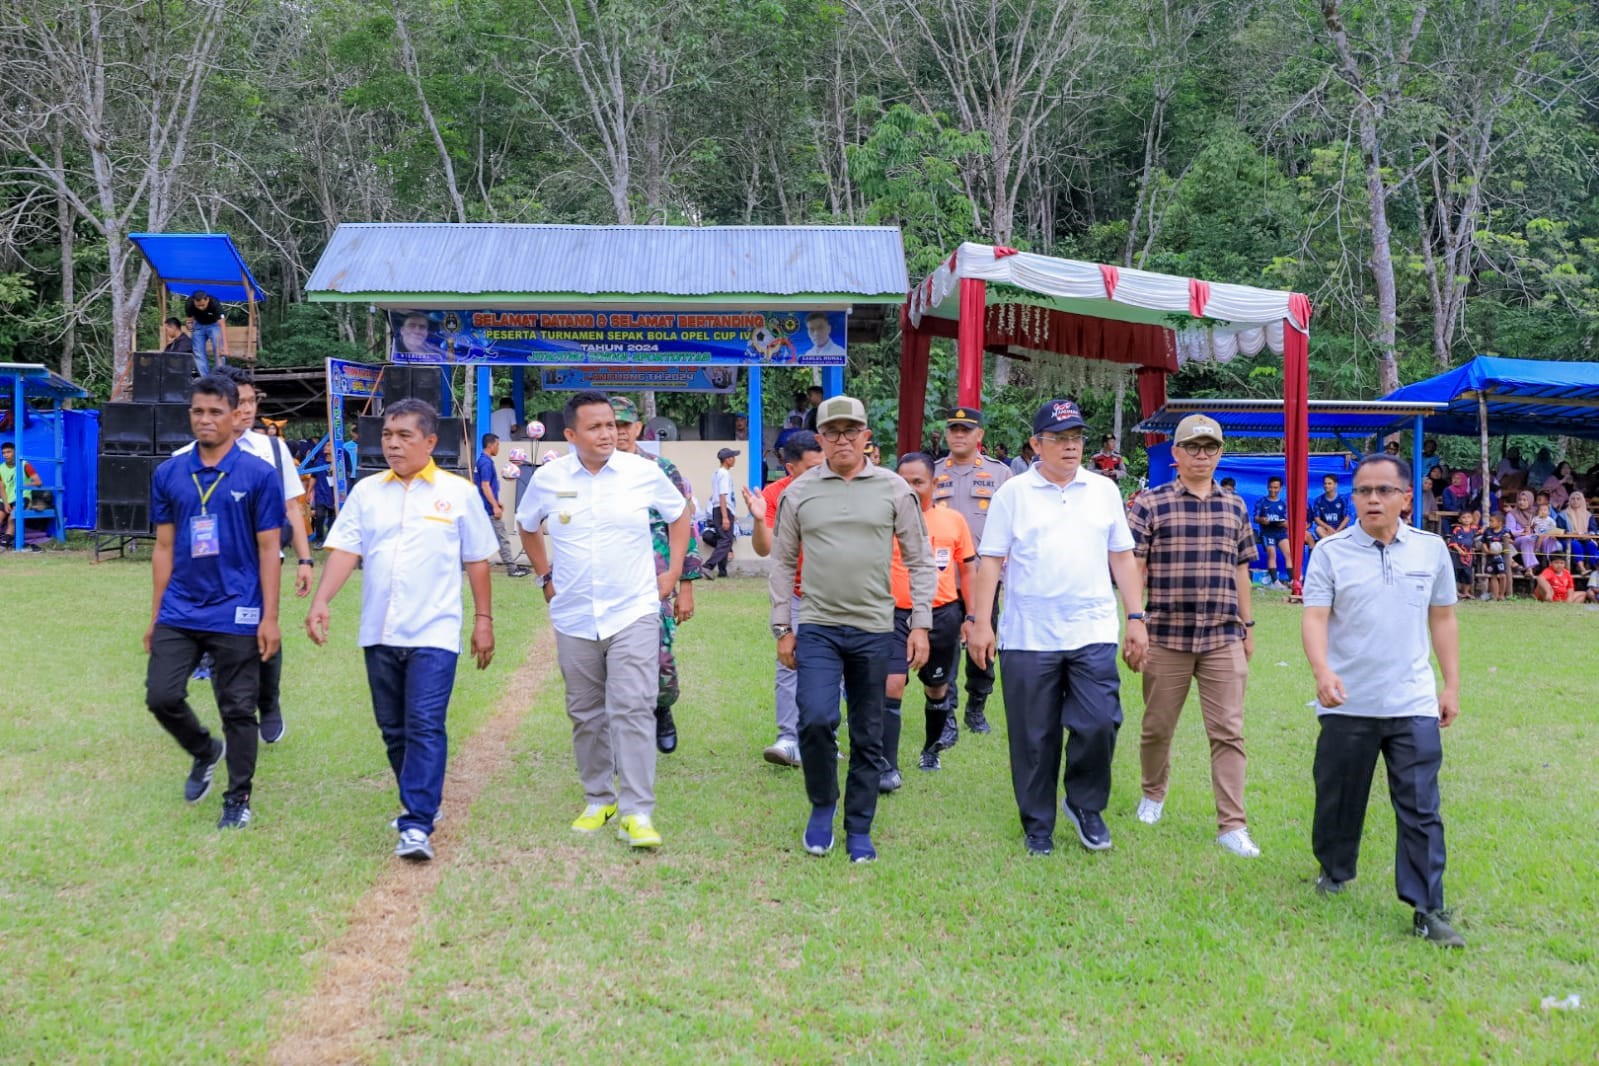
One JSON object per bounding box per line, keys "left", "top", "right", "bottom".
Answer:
{"left": 146, "top": 624, "right": 262, "bottom": 803}
{"left": 705, "top": 505, "right": 735, "bottom": 576}
{"left": 795, "top": 624, "right": 890, "bottom": 836}
{"left": 999, "top": 643, "right": 1122, "bottom": 843}
{"left": 212, "top": 645, "right": 281, "bottom": 723}
{"left": 959, "top": 586, "right": 1002, "bottom": 702}
{"left": 1313, "top": 714, "right": 1447, "bottom": 912}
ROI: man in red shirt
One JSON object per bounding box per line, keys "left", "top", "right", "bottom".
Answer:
{"left": 744, "top": 430, "right": 823, "bottom": 766}
{"left": 886, "top": 453, "right": 977, "bottom": 787}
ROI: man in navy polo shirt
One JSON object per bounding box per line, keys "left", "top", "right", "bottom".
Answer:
{"left": 145, "top": 374, "right": 284, "bottom": 830}
{"left": 475, "top": 432, "right": 529, "bottom": 577}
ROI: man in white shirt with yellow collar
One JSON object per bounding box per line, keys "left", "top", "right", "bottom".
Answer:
{"left": 517, "top": 391, "right": 691, "bottom": 850}
{"left": 306, "top": 399, "right": 497, "bottom": 863}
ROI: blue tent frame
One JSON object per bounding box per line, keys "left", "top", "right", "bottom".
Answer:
{"left": 3, "top": 363, "right": 90, "bottom": 549}
{"left": 1381, "top": 356, "right": 1599, "bottom": 441}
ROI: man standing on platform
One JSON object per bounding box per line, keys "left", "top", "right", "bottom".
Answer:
{"left": 769, "top": 395, "right": 935, "bottom": 863}
{"left": 517, "top": 392, "right": 691, "bottom": 850}
{"left": 1127, "top": 415, "right": 1261, "bottom": 858}
{"left": 475, "top": 433, "right": 530, "bottom": 577}
{"left": 1301, "top": 453, "right": 1465, "bottom": 947}
{"left": 965, "top": 398, "right": 1147, "bottom": 857}
{"left": 307, "top": 399, "right": 497, "bottom": 862}
{"left": 933, "top": 406, "right": 1010, "bottom": 743}
{"left": 743, "top": 430, "right": 825, "bottom": 768}
{"left": 610, "top": 395, "right": 702, "bottom": 754}
{"left": 144, "top": 374, "right": 283, "bottom": 830}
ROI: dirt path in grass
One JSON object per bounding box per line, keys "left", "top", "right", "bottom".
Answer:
{"left": 269, "top": 626, "right": 558, "bottom": 1066}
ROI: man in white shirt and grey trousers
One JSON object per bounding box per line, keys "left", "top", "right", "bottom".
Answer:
{"left": 518, "top": 391, "right": 691, "bottom": 850}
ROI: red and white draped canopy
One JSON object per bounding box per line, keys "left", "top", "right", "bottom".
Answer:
{"left": 898, "top": 241, "right": 1314, "bottom": 594}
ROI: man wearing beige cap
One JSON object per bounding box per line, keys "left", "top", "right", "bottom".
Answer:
{"left": 1127, "top": 414, "right": 1261, "bottom": 858}
{"left": 769, "top": 395, "right": 935, "bottom": 863}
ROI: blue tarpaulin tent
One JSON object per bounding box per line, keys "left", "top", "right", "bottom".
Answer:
{"left": 2, "top": 363, "right": 93, "bottom": 547}
{"left": 127, "top": 233, "right": 267, "bottom": 303}
{"left": 1382, "top": 356, "right": 1599, "bottom": 441}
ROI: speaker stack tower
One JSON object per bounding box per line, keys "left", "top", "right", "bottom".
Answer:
{"left": 356, "top": 366, "right": 464, "bottom": 482}
{"left": 95, "top": 352, "right": 191, "bottom": 549}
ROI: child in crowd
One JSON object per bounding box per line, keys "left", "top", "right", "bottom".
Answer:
{"left": 1535, "top": 555, "right": 1585, "bottom": 605}
{"left": 1484, "top": 512, "right": 1511, "bottom": 600}
{"left": 1532, "top": 499, "right": 1561, "bottom": 568}
{"left": 1447, "top": 510, "right": 1480, "bottom": 600}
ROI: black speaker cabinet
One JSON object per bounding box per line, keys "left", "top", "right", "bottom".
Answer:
{"left": 101, "top": 403, "right": 155, "bottom": 455}
{"left": 131, "top": 351, "right": 191, "bottom": 404}
{"left": 699, "top": 411, "right": 736, "bottom": 441}
{"left": 96, "top": 455, "right": 155, "bottom": 533}
{"left": 536, "top": 410, "right": 565, "bottom": 441}
{"left": 383, "top": 365, "right": 444, "bottom": 410}
{"left": 357, "top": 416, "right": 385, "bottom": 462}
{"left": 153, "top": 404, "right": 193, "bottom": 454}
{"left": 356, "top": 464, "right": 389, "bottom": 483}
{"left": 431, "top": 418, "right": 464, "bottom": 466}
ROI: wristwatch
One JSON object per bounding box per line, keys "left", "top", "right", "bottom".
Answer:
{"left": 963, "top": 614, "right": 978, "bottom": 624}
{"left": 536, "top": 571, "right": 553, "bottom": 588}
{"left": 297, "top": 557, "right": 315, "bottom": 567}
{"left": 1244, "top": 620, "right": 1257, "bottom": 628}
{"left": 1126, "top": 612, "right": 1146, "bottom": 621}
{"left": 771, "top": 624, "right": 793, "bottom": 639}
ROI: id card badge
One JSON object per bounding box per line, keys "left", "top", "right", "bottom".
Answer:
{"left": 190, "top": 514, "right": 220, "bottom": 557}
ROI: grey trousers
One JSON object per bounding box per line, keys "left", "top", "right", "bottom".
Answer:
{"left": 490, "top": 518, "right": 518, "bottom": 568}
{"left": 555, "top": 614, "right": 659, "bottom": 816}
{"left": 773, "top": 593, "right": 802, "bottom": 742}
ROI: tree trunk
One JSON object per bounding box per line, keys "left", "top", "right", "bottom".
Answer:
{"left": 53, "top": 137, "right": 76, "bottom": 384}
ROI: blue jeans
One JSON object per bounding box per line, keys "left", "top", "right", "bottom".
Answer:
{"left": 795, "top": 624, "right": 891, "bottom": 835}
{"left": 192, "top": 321, "right": 225, "bottom": 375}
{"left": 364, "top": 645, "right": 458, "bottom": 834}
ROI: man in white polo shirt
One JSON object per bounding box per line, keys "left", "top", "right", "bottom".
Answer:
{"left": 965, "top": 398, "right": 1147, "bottom": 858}
{"left": 517, "top": 391, "right": 691, "bottom": 850}
{"left": 306, "top": 399, "right": 498, "bottom": 862}
{"left": 1302, "top": 452, "right": 1465, "bottom": 948}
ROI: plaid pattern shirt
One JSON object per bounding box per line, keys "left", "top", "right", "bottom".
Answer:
{"left": 1128, "top": 480, "right": 1256, "bottom": 653}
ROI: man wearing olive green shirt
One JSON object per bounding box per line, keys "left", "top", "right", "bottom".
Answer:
{"left": 769, "top": 395, "right": 936, "bottom": 863}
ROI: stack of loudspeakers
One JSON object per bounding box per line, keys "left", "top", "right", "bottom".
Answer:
{"left": 355, "top": 365, "right": 464, "bottom": 482}
{"left": 97, "top": 352, "right": 192, "bottom": 536}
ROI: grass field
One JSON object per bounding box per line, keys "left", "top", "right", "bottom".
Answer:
{"left": 1, "top": 552, "right": 1595, "bottom": 1063}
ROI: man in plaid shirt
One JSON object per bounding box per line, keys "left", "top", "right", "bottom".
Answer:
{"left": 1127, "top": 414, "right": 1261, "bottom": 858}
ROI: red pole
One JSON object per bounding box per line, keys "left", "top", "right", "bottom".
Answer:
{"left": 897, "top": 306, "right": 932, "bottom": 456}
{"left": 956, "top": 278, "right": 986, "bottom": 408}
{"left": 1283, "top": 312, "right": 1311, "bottom": 596}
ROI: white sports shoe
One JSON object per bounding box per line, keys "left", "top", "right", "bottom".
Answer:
{"left": 762, "top": 738, "right": 802, "bottom": 767}
{"left": 1135, "top": 796, "right": 1164, "bottom": 825}
{"left": 1217, "top": 827, "right": 1261, "bottom": 858}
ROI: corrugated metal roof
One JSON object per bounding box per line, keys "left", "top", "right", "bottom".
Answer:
{"left": 305, "top": 223, "right": 908, "bottom": 301}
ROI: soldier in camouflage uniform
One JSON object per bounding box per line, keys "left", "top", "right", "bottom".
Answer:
{"left": 611, "top": 397, "right": 702, "bottom": 753}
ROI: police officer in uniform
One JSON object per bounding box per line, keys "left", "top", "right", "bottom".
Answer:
{"left": 932, "top": 406, "right": 1011, "bottom": 744}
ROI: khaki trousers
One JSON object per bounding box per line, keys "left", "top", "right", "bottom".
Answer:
{"left": 555, "top": 614, "right": 660, "bottom": 817}
{"left": 1139, "top": 641, "right": 1249, "bottom": 833}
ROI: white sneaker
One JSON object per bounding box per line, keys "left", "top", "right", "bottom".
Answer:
{"left": 1135, "top": 796, "right": 1164, "bottom": 824}
{"left": 1217, "top": 827, "right": 1261, "bottom": 858}
{"left": 395, "top": 828, "right": 434, "bottom": 861}
{"left": 762, "top": 739, "right": 802, "bottom": 767}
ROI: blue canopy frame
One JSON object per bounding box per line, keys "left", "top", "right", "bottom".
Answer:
{"left": 3, "top": 363, "right": 90, "bottom": 549}
{"left": 1381, "top": 356, "right": 1599, "bottom": 441}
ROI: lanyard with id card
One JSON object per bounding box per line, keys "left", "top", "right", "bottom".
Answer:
{"left": 190, "top": 469, "right": 227, "bottom": 558}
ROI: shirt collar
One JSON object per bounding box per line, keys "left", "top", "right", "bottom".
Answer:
{"left": 382, "top": 460, "right": 438, "bottom": 484}
{"left": 185, "top": 440, "right": 239, "bottom": 473}
{"left": 817, "top": 459, "right": 885, "bottom": 480}
{"left": 1348, "top": 519, "right": 1411, "bottom": 548}
{"left": 1024, "top": 464, "right": 1091, "bottom": 490}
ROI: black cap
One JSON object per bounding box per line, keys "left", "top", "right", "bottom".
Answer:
{"left": 717, "top": 447, "right": 741, "bottom": 461}
{"left": 1032, "top": 398, "right": 1086, "bottom": 435}
{"left": 944, "top": 406, "right": 984, "bottom": 428}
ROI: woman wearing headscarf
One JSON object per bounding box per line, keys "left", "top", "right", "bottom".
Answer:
{"left": 1558, "top": 491, "right": 1597, "bottom": 575}
{"left": 1441, "top": 471, "right": 1472, "bottom": 514}
{"left": 1504, "top": 489, "right": 1544, "bottom": 572}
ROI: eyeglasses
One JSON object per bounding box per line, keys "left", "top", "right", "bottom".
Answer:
{"left": 1177, "top": 441, "right": 1222, "bottom": 457}
{"left": 820, "top": 425, "right": 865, "bottom": 442}
{"left": 1351, "top": 484, "right": 1406, "bottom": 498}
{"left": 1036, "top": 431, "right": 1084, "bottom": 446}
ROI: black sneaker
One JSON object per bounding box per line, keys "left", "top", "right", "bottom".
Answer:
{"left": 878, "top": 769, "right": 903, "bottom": 794}
{"left": 918, "top": 748, "right": 941, "bottom": 771}
{"left": 655, "top": 706, "right": 678, "bottom": 754}
{"left": 259, "top": 713, "right": 286, "bottom": 744}
{"left": 185, "top": 738, "right": 225, "bottom": 803}
{"left": 217, "top": 799, "right": 252, "bottom": 829}
{"left": 963, "top": 699, "right": 992, "bottom": 734}
{"left": 938, "top": 711, "right": 959, "bottom": 752}
{"left": 508, "top": 566, "right": 531, "bottom": 577}
{"left": 1025, "top": 836, "right": 1053, "bottom": 857}
{"left": 1314, "top": 873, "right": 1346, "bottom": 896}
{"left": 1062, "top": 801, "right": 1112, "bottom": 851}
{"left": 1413, "top": 909, "right": 1465, "bottom": 948}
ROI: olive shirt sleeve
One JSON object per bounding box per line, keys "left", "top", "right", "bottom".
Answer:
{"left": 769, "top": 488, "right": 803, "bottom": 628}
{"left": 893, "top": 476, "right": 937, "bottom": 631}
